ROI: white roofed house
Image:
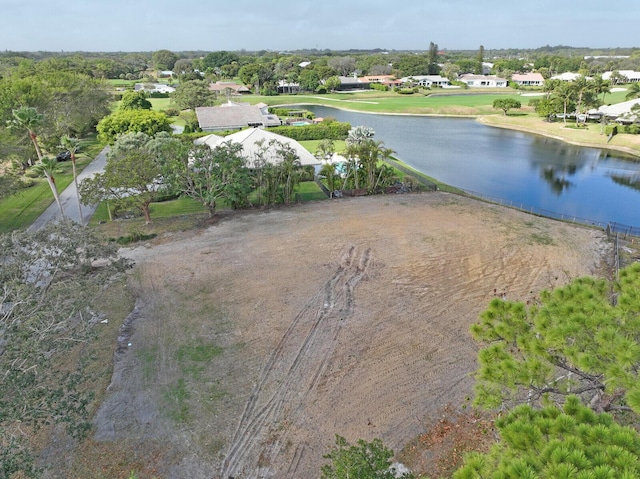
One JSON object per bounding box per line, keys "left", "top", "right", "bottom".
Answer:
{"left": 602, "top": 70, "right": 640, "bottom": 83}
{"left": 458, "top": 74, "right": 507, "bottom": 88}
{"left": 400, "top": 75, "right": 452, "bottom": 88}
{"left": 511, "top": 73, "right": 545, "bottom": 87}
{"left": 587, "top": 98, "right": 640, "bottom": 123}
{"left": 194, "top": 128, "right": 320, "bottom": 168}
{"left": 550, "top": 72, "right": 584, "bottom": 82}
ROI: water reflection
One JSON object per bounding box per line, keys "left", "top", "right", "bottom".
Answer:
{"left": 542, "top": 166, "right": 575, "bottom": 195}
{"left": 610, "top": 174, "right": 640, "bottom": 193}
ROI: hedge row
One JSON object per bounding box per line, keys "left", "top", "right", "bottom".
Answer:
{"left": 268, "top": 121, "right": 351, "bottom": 140}
{"left": 606, "top": 124, "right": 640, "bottom": 135}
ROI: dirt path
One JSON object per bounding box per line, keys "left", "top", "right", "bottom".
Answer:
{"left": 89, "top": 192, "right": 610, "bottom": 479}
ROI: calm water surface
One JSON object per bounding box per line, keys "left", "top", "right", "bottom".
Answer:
{"left": 302, "top": 105, "right": 640, "bottom": 227}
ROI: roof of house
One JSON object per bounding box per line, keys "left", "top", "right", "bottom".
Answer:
{"left": 195, "top": 103, "right": 281, "bottom": 131}
{"left": 602, "top": 70, "right": 640, "bottom": 81}
{"left": 194, "top": 128, "right": 320, "bottom": 168}
{"left": 591, "top": 98, "right": 640, "bottom": 117}
{"left": 359, "top": 75, "right": 399, "bottom": 83}
{"left": 550, "top": 72, "right": 584, "bottom": 81}
{"left": 208, "top": 82, "right": 251, "bottom": 93}
{"left": 458, "top": 74, "right": 507, "bottom": 83}
{"left": 512, "top": 73, "right": 545, "bottom": 82}
{"left": 399, "top": 75, "right": 450, "bottom": 83}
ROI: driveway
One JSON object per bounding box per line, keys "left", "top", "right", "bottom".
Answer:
{"left": 28, "top": 146, "right": 109, "bottom": 231}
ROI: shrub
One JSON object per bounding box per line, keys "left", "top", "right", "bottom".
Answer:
{"left": 268, "top": 121, "right": 351, "bottom": 141}
{"left": 20, "top": 177, "right": 35, "bottom": 188}
{"left": 165, "top": 108, "right": 180, "bottom": 117}
{"left": 370, "top": 83, "right": 389, "bottom": 92}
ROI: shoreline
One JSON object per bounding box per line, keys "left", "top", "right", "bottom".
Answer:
{"left": 276, "top": 100, "right": 640, "bottom": 159}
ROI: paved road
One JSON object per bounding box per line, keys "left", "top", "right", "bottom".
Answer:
{"left": 28, "top": 146, "right": 109, "bottom": 231}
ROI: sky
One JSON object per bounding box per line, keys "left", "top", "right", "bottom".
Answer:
{"left": 2, "top": 0, "right": 637, "bottom": 53}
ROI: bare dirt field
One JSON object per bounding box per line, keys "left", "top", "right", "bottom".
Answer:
{"left": 85, "top": 192, "right": 611, "bottom": 479}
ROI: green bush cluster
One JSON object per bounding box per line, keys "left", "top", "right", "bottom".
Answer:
{"left": 268, "top": 121, "right": 351, "bottom": 140}
{"left": 370, "top": 83, "right": 389, "bottom": 91}
{"left": 619, "top": 123, "right": 640, "bottom": 134}
{"left": 604, "top": 124, "right": 640, "bottom": 135}
{"left": 394, "top": 87, "right": 418, "bottom": 94}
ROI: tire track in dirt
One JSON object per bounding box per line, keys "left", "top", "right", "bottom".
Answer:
{"left": 221, "top": 245, "right": 371, "bottom": 479}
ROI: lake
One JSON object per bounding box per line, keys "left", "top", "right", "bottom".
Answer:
{"left": 300, "top": 105, "right": 640, "bottom": 228}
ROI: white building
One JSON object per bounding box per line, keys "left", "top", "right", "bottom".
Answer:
{"left": 458, "top": 74, "right": 507, "bottom": 88}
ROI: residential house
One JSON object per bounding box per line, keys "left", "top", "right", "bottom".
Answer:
{"left": 400, "top": 75, "right": 452, "bottom": 88}
{"left": 458, "top": 74, "right": 507, "bottom": 88}
{"left": 195, "top": 101, "right": 281, "bottom": 132}
{"left": 208, "top": 81, "right": 251, "bottom": 95}
{"left": 358, "top": 75, "right": 402, "bottom": 88}
{"left": 134, "top": 83, "right": 176, "bottom": 94}
{"left": 588, "top": 98, "right": 640, "bottom": 122}
{"left": 511, "top": 73, "right": 545, "bottom": 87}
{"left": 550, "top": 72, "right": 584, "bottom": 82}
{"left": 194, "top": 128, "right": 320, "bottom": 168}
{"left": 602, "top": 70, "right": 640, "bottom": 83}
{"left": 277, "top": 80, "right": 300, "bottom": 94}
{"left": 334, "top": 76, "right": 370, "bottom": 91}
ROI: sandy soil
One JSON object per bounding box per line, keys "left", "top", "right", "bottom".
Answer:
{"left": 92, "top": 192, "right": 611, "bottom": 479}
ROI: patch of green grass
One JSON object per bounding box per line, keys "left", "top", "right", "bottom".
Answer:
{"left": 175, "top": 343, "right": 223, "bottom": 363}
{"left": 175, "top": 342, "right": 223, "bottom": 379}
{"left": 148, "top": 97, "right": 173, "bottom": 111}
{"left": 530, "top": 232, "right": 554, "bottom": 245}
{"left": 163, "top": 378, "right": 190, "bottom": 423}
{"left": 137, "top": 345, "right": 159, "bottom": 383}
{"left": 298, "top": 139, "right": 347, "bottom": 155}
{"left": 295, "top": 181, "right": 327, "bottom": 201}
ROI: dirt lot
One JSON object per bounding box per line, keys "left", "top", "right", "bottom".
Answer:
{"left": 86, "top": 192, "right": 610, "bottom": 479}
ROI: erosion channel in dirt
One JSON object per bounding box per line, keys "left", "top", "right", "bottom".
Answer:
{"left": 93, "top": 192, "right": 610, "bottom": 478}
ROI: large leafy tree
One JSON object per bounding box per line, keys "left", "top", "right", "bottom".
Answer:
{"left": 151, "top": 49, "right": 178, "bottom": 71}
{"left": 119, "top": 90, "right": 152, "bottom": 110}
{"left": 454, "top": 396, "right": 640, "bottom": 479}
{"left": 164, "top": 141, "right": 252, "bottom": 217}
{"left": 169, "top": 79, "right": 217, "bottom": 110}
{"left": 96, "top": 109, "right": 171, "bottom": 144}
{"left": 471, "top": 263, "right": 640, "bottom": 414}
{"left": 493, "top": 98, "right": 522, "bottom": 116}
{"left": 79, "top": 132, "right": 177, "bottom": 223}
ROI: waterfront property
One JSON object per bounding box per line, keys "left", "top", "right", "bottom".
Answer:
{"left": 195, "top": 101, "right": 281, "bottom": 131}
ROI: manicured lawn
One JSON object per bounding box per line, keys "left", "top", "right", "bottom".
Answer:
{"left": 298, "top": 139, "right": 347, "bottom": 155}
{"left": 91, "top": 196, "right": 209, "bottom": 224}
{"left": 251, "top": 90, "right": 527, "bottom": 115}
{"left": 0, "top": 137, "right": 103, "bottom": 233}
{"left": 295, "top": 181, "right": 327, "bottom": 201}
{"left": 148, "top": 97, "right": 174, "bottom": 111}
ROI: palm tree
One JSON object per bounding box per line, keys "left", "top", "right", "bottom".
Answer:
{"left": 319, "top": 162, "right": 339, "bottom": 197}
{"left": 625, "top": 83, "right": 640, "bottom": 101}
{"left": 60, "top": 135, "right": 83, "bottom": 223}
{"left": 8, "top": 107, "right": 64, "bottom": 216}
{"left": 315, "top": 139, "right": 335, "bottom": 163}
{"left": 554, "top": 82, "right": 576, "bottom": 124}
{"left": 346, "top": 125, "right": 375, "bottom": 147}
